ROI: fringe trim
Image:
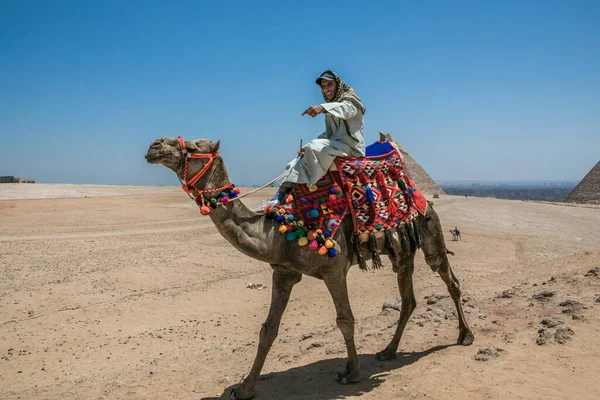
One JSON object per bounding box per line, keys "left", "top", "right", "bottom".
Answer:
{"left": 369, "top": 233, "right": 384, "bottom": 270}
{"left": 353, "top": 234, "right": 368, "bottom": 271}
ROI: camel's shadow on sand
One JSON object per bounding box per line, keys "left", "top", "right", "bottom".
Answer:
{"left": 201, "top": 344, "right": 453, "bottom": 400}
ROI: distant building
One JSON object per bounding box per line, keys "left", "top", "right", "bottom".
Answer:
{"left": 563, "top": 161, "right": 600, "bottom": 204}
{"left": 0, "top": 176, "right": 36, "bottom": 184}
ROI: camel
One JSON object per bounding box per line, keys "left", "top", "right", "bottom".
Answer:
{"left": 450, "top": 226, "right": 461, "bottom": 241}
{"left": 145, "top": 136, "right": 474, "bottom": 400}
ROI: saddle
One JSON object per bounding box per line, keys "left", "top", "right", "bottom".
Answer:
{"left": 265, "top": 140, "right": 428, "bottom": 264}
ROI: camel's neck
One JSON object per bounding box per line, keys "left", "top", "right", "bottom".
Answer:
{"left": 208, "top": 198, "right": 281, "bottom": 264}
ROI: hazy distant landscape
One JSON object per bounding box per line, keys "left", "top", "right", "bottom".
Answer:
{"left": 439, "top": 181, "right": 577, "bottom": 202}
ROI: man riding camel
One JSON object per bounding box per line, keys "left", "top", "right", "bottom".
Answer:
{"left": 264, "top": 70, "right": 366, "bottom": 207}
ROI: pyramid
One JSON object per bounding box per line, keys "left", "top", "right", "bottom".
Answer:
{"left": 380, "top": 132, "right": 445, "bottom": 195}
{"left": 563, "top": 160, "right": 600, "bottom": 204}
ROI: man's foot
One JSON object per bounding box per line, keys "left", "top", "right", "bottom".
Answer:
{"left": 255, "top": 196, "right": 279, "bottom": 212}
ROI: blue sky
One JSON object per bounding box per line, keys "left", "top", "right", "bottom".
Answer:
{"left": 1, "top": 0, "right": 598, "bottom": 186}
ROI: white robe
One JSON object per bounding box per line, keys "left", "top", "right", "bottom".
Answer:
{"left": 284, "top": 100, "right": 365, "bottom": 186}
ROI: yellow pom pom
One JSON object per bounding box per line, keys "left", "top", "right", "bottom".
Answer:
{"left": 298, "top": 237, "right": 308, "bottom": 246}
{"left": 325, "top": 239, "right": 334, "bottom": 249}
{"left": 309, "top": 184, "right": 318, "bottom": 192}
{"left": 278, "top": 225, "right": 288, "bottom": 234}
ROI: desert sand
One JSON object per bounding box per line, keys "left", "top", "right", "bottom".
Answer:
{"left": 1, "top": 184, "right": 599, "bottom": 400}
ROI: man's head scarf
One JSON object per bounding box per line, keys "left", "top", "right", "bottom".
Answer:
{"left": 317, "top": 70, "right": 366, "bottom": 115}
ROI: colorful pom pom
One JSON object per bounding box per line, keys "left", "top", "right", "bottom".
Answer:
{"left": 200, "top": 206, "right": 211, "bottom": 215}
{"left": 276, "top": 215, "right": 285, "bottom": 223}
{"left": 295, "top": 228, "right": 305, "bottom": 237}
{"left": 285, "top": 194, "right": 293, "bottom": 204}
{"left": 221, "top": 196, "right": 229, "bottom": 204}
{"left": 287, "top": 225, "right": 294, "bottom": 232}
{"left": 220, "top": 192, "right": 227, "bottom": 197}
{"left": 329, "top": 187, "right": 337, "bottom": 194}
{"left": 297, "top": 220, "right": 304, "bottom": 227}
{"left": 309, "top": 240, "right": 318, "bottom": 250}
{"left": 228, "top": 191, "right": 237, "bottom": 198}
{"left": 328, "top": 248, "right": 337, "bottom": 257}
{"left": 324, "top": 231, "right": 331, "bottom": 238}
{"left": 316, "top": 229, "right": 323, "bottom": 235}
{"left": 312, "top": 203, "right": 319, "bottom": 209}
{"left": 328, "top": 194, "right": 336, "bottom": 202}
{"left": 211, "top": 198, "right": 217, "bottom": 203}
{"left": 325, "top": 239, "right": 334, "bottom": 249}
{"left": 318, "top": 246, "right": 328, "bottom": 255}
{"left": 309, "top": 184, "right": 317, "bottom": 192}
{"left": 234, "top": 188, "right": 241, "bottom": 194}
{"left": 286, "top": 232, "right": 296, "bottom": 241}
{"left": 278, "top": 225, "right": 288, "bottom": 234}
{"left": 307, "top": 231, "right": 316, "bottom": 241}
{"left": 310, "top": 209, "right": 319, "bottom": 218}
{"left": 287, "top": 214, "right": 295, "bottom": 221}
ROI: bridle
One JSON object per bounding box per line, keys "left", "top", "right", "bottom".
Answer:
{"left": 177, "top": 136, "right": 235, "bottom": 214}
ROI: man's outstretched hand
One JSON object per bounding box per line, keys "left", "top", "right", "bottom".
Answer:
{"left": 302, "top": 105, "right": 325, "bottom": 118}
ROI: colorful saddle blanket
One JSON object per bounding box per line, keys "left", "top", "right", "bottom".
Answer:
{"left": 265, "top": 142, "right": 427, "bottom": 257}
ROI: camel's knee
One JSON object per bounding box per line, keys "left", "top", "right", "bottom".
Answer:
{"left": 424, "top": 252, "right": 447, "bottom": 272}
{"left": 336, "top": 315, "right": 355, "bottom": 338}
{"left": 258, "top": 321, "right": 279, "bottom": 346}
{"left": 404, "top": 295, "right": 417, "bottom": 313}
{"left": 445, "top": 281, "right": 462, "bottom": 299}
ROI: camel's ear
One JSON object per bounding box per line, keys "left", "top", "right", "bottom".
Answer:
{"left": 210, "top": 140, "right": 220, "bottom": 153}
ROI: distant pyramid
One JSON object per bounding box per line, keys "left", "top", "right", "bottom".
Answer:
{"left": 381, "top": 132, "right": 445, "bottom": 195}
{"left": 564, "top": 161, "right": 600, "bottom": 204}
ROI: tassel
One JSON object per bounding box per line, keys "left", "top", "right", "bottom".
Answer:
{"left": 389, "top": 166, "right": 399, "bottom": 181}
{"left": 354, "top": 234, "right": 368, "bottom": 271}
{"left": 369, "top": 233, "right": 384, "bottom": 270}
{"left": 376, "top": 171, "right": 388, "bottom": 199}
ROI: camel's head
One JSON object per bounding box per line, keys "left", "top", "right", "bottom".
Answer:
{"left": 145, "top": 137, "right": 226, "bottom": 189}
{"left": 145, "top": 137, "right": 219, "bottom": 169}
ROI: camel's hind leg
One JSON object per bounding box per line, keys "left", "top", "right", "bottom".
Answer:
{"left": 376, "top": 252, "right": 417, "bottom": 361}
{"left": 232, "top": 268, "right": 302, "bottom": 400}
{"left": 323, "top": 268, "right": 362, "bottom": 385}
{"left": 420, "top": 206, "right": 475, "bottom": 346}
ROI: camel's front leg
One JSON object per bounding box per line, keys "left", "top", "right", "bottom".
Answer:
{"left": 324, "top": 270, "right": 362, "bottom": 385}
{"left": 232, "top": 268, "right": 302, "bottom": 400}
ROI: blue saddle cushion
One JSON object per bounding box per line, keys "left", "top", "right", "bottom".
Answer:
{"left": 365, "top": 141, "right": 394, "bottom": 157}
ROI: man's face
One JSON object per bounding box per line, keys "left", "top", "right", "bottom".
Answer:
{"left": 320, "top": 79, "right": 337, "bottom": 101}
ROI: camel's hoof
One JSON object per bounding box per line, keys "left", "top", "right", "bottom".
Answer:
{"left": 375, "top": 348, "right": 397, "bottom": 361}
{"left": 339, "top": 369, "right": 362, "bottom": 385}
{"left": 334, "top": 366, "right": 351, "bottom": 382}
{"left": 230, "top": 387, "right": 256, "bottom": 400}
{"left": 458, "top": 330, "right": 475, "bottom": 346}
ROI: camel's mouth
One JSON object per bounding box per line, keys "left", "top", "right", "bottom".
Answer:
{"left": 144, "top": 150, "right": 162, "bottom": 164}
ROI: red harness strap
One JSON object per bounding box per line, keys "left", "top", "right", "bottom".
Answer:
{"left": 177, "top": 136, "right": 234, "bottom": 213}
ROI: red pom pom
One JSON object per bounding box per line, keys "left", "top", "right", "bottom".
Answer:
{"left": 234, "top": 188, "right": 241, "bottom": 194}
{"left": 200, "top": 206, "right": 211, "bottom": 215}
{"left": 328, "top": 194, "right": 336, "bottom": 202}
